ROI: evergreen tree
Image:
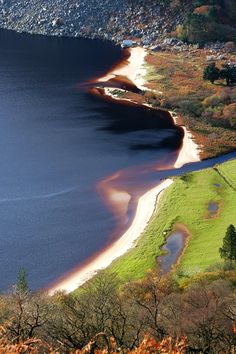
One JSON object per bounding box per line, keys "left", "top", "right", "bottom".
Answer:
{"left": 203, "top": 63, "right": 220, "bottom": 84}
{"left": 16, "top": 269, "right": 29, "bottom": 294}
{"left": 220, "top": 64, "right": 236, "bottom": 86}
{"left": 219, "top": 224, "right": 236, "bottom": 267}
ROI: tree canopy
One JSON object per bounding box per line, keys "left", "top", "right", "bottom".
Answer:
{"left": 16, "top": 269, "right": 29, "bottom": 294}
{"left": 203, "top": 63, "right": 236, "bottom": 85}
{"left": 203, "top": 62, "right": 220, "bottom": 84}
{"left": 219, "top": 224, "right": 236, "bottom": 266}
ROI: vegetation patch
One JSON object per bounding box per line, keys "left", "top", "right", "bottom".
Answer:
{"left": 107, "top": 159, "right": 236, "bottom": 282}
{"left": 145, "top": 50, "right": 236, "bottom": 159}
{"left": 172, "top": 0, "right": 236, "bottom": 43}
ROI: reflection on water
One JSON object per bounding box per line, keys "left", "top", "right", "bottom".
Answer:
{"left": 207, "top": 202, "right": 219, "bottom": 218}
{"left": 158, "top": 230, "right": 187, "bottom": 273}
{"left": 0, "top": 29, "right": 182, "bottom": 291}
{"left": 1, "top": 29, "right": 235, "bottom": 290}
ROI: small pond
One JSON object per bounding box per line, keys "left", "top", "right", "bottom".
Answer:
{"left": 207, "top": 202, "right": 219, "bottom": 218}
{"left": 158, "top": 229, "right": 187, "bottom": 273}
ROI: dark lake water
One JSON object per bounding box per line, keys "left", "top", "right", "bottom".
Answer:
{"left": 0, "top": 29, "right": 183, "bottom": 291}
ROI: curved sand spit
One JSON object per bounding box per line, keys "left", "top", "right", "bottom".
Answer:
{"left": 48, "top": 179, "right": 173, "bottom": 295}
{"left": 48, "top": 47, "right": 200, "bottom": 295}
{"left": 171, "top": 112, "right": 200, "bottom": 168}
{"left": 98, "top": 46, "right": 147, "bottom": 90}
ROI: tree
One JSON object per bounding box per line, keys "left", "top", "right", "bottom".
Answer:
{"left": 16, "top": 269, "right": 29, "bottom": 294}
{"left": 203, "top": 63, "right": 220, "bottom": 84}
{"left": 219, "top": 224, "right": 236, "bottom": 267}
{"left": 220, "top": 64, "right": 236, "bottom": 86}
{"left": 5, "top": 291, "right": 53, "bottom": 343}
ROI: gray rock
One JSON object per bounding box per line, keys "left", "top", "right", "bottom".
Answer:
{"left": 0, "top": 0, "right": 187, "bottom": 46}
{"left": 121, "top": 39, "right": 136, "bottom": 48}
{"left": 206, "top": 55, "right": 216, "bottom": 62}
{"left": 152, "top": 45, "right": 162, "bottom": 52}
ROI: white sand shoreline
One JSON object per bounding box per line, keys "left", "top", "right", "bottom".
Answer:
{"left": 98, "top": 47, "right": 148, "bottom": 90}
{"left": 48, "top": 46, "right": 201, "bottom": 295}
{"left": 48, "top": 179, "right": 173, "bottom": 295}
{"left": 171, "top": 112, "right": 200, "bottom": 168}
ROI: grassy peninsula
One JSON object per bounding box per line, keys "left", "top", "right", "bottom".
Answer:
{"left": 108, "top": 159, "right": 236, "bottom": 282}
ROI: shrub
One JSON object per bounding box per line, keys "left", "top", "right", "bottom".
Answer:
{"left": 203, "top": 63, "right": 220, "bottom": 84}
{"left": 175, "top": 24, "right": 186, "bottom": 40}
{"left": 202, "top": 93, "right": 231, "bottom": 108}
{"left": 179, "top": 100, "right": 203, "bottom": 117}
{"left": 220, "top": 64, "right": 236, "bottom": 86}
{"left": 193, "top": 5, "right": 214, "bottom": 16}
{"left": 182, "top": 2, "right": 236, "bottom": 44}
{"left": 223, "top": 103, "right": 236, "bottom": 128}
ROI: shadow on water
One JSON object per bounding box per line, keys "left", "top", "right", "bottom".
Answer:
{"left": 87, "top": 90, "right": 184, "bottom": 151}
{"left": 0, "top": 29, "right": 185, "bottom": 290}
{"left": 0, "top": 28, "right": 235, "bottom": 290}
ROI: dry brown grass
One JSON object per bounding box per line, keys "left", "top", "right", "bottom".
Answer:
{"left": 144, "top": 49, "right": 236, "bottom": 159}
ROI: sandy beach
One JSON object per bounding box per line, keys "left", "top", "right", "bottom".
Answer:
{"left": 171, "top": 112, "right": 200, "bottom": 168}
{"left": 174, "top": 126, "right": 200, "bottom": 168}
{"left": 48, "top": 46, "right": 201, "bottom": 295}
{"left": 99, "top": 49, "right": 200, "bottom": 168}
{"left": 48, "top": 179, "right": 173, "bottom": 294}
{"left": 98, "top": 46, "right": 147, "bottom": 90}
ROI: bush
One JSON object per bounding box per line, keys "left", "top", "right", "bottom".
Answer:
{"left": 203, "top": 63, "right": 220, "bottom": 84}
{"left": 223, "top": 103, "right": 236, "bottom": 128}
{"left": 179, "top": 100, "right": 203, "bottom": 117}
{"left": 193, "top": 5, "right": 215, "bottom": 16}
{"left": 181, "top": 1, "right": 236, "bottom": 44}
{"left": 220, "top": 64, "right": 236, "bottom": 86}
{"left": 202, "top": 93, "right": 231, "bottom": 108}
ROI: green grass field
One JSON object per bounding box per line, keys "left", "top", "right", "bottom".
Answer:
{"left": 108, "top": 159, "right": 236, "bottom": 282}
{"left": 217, "top": 160, "right": 236, "bottom": 189}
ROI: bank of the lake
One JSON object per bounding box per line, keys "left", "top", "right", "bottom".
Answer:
{"left": 49, "top": 46, "right": 201, "bottom": 294}
{"left": 106, "top": 158, "right": 236, "bottom": 283}
{"left": 0, "top": 29, "right": 185, "bottom": 292}
{"left": 144, "top": 49, "right": 236, "bottom": 159}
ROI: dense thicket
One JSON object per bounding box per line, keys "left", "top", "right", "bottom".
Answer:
{"left": 166, "top": 0, "right": 236, "bottom": 43}
{"left": 0, "top": 269, "right": 236, "bottom": 353}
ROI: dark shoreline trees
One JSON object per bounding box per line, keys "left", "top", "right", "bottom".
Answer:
{"left": 203, "top": 62, "right": 220, "bottom": 84}
{"left": 220, "top": 64, "right": 236, "bottom": 86}
{"left": 204, "top": 62, "right": 236, "bottom": 86}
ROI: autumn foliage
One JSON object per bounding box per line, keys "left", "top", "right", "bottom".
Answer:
{"left": 0, "top": 331, "right": 187, "bottom": 354}
{"left": 0, "top": 271, "right": 235, "bottom": 353}
{"left": 72, "top": 336, "right": 187, "bottom": 354}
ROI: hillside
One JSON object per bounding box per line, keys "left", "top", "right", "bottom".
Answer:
{"left": 0, "top": 0, "right": 184, "bottom": 44}
{"left": 0, "top": 1, "right": 236, "bottom": 353}
{"left": 0, "top": 1, "right": 235, "bottom": 45}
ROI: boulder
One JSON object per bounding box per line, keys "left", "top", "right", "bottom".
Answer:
{"left": 152, "top": 45, "right": 162, "bottom": 52}
{"left": 52, "top": 18, "right": 64, "bottom": 27}
{"left": 121, "top": 39, "right": 136, "bottom": 48}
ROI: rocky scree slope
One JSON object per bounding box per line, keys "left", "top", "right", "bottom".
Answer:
{"left": 0, "top": 0, "right": 185, "bottom": 44}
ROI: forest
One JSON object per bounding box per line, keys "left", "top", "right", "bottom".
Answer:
{"left": 0, "top": 268, "right": 235, "bottom": 353}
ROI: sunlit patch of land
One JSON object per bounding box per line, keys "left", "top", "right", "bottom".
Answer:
{"left": 107, "top": 159, "right": 236, "bottom": 283}
{"left": 144, "top": 49, "right": 236, "bottom": 159}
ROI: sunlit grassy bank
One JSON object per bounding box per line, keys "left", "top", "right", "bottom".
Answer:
{"left": 108, "top": 159, "right": 236, "bottom": 282}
